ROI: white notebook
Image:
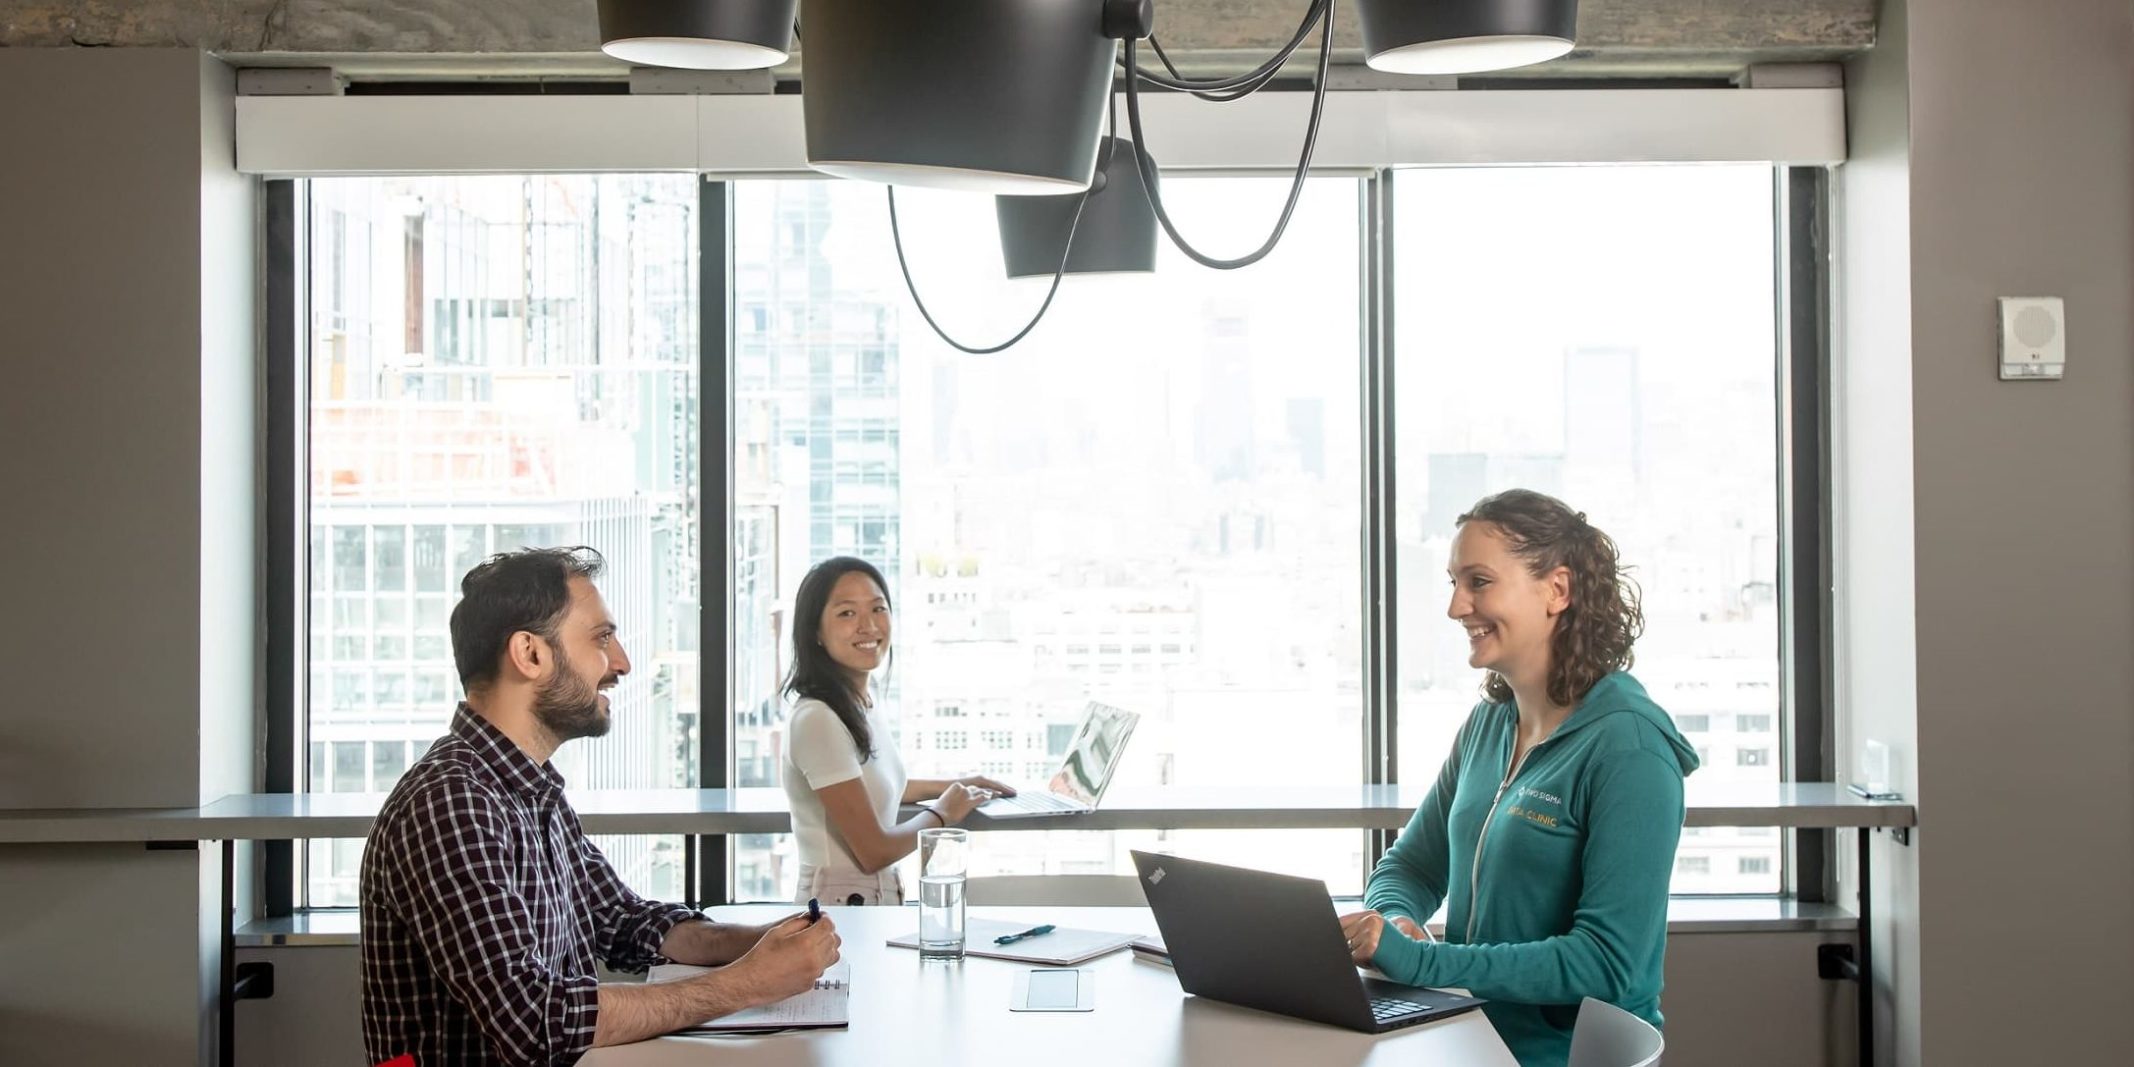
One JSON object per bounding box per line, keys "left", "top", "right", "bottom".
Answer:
{"left": 887, "top": 919, "right": 1138, "bottom": 966}
{"left": 649, "top": 961, "right": 850, "bottom": 1032}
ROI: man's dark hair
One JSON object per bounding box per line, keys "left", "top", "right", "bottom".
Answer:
{"left": 449, "top": 546, "right": 606, "bottom": 690}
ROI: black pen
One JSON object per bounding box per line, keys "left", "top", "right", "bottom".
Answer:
{"left": 994, "top": 923, "right": 1055, "bottom": 945}
{"left": 807, "top": 897, "right": 822, "bottom": 924}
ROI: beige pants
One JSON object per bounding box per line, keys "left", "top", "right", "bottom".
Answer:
{"left": 798, "top": 863, "right": 903, "bottom": 906}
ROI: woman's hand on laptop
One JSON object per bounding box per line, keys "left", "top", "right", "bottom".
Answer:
{"left": 954, "top": 775, "right": 1016, "bottom": 798}
{"left": 1338, "top": 910, "right": 1426, "bottom": 966}
{"left": 931, "top": 782, "right": 990, "bottom": 824}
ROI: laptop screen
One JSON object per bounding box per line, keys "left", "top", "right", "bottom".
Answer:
{"left": 1046, "top": 702, "right": 1139, "bottom": 806}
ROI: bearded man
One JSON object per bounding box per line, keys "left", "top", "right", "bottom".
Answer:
{"left": 360, "top": 547, "right": 839, "bottom": 1065}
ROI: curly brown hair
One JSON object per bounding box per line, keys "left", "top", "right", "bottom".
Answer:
{"left": 1458, "top": 489, "right": 1643, "bottom": 709}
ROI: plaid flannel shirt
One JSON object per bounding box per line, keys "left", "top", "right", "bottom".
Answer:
{"left": 360, "top": 705, "right": 698, "bottom": 1066}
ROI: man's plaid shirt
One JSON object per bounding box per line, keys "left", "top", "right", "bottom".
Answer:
{"left": 360, "top": 705, "right": 698, "bottom": 1065}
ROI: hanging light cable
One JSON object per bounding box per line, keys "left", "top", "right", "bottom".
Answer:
{"left": 1127, "top": 0, "right": 1328, "bottom": 101}
{"left": 1119, "top": 0, "right": 1335, "bottom": 271}
{"left": 884, "top": 83, "right": 1124, "bottom": 354}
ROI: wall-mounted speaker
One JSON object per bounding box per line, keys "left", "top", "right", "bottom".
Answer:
{"left": 1997, "top": 296, "right": 2065, "bottom": 380}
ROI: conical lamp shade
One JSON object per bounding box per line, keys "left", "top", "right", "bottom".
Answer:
{"left": 599, "top": 0, "right": 797, "bottom": 71}
{"left": 1357, "top": 0, "right": 1577, "bottom": 76}
{"left": 997, "top": 137, "right": 1159, "bottom": 278}
{"left": 803, "top": 0, "right": 1117, "bottom": 195}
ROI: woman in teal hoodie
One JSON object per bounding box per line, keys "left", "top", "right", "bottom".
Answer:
{"left": 1339, "top": 489, "right": 1698, "bottom": 1067}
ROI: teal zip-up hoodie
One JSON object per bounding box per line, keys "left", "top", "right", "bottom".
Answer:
{"left": 1365, "top": 671, "right": 1698, "bottom": 1067}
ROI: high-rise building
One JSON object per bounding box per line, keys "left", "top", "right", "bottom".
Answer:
{"left": 730, "top": 182, "right": 906, "bottom": 901}
{"left": 306, "top": 175, "right": 700, "bottom": 904}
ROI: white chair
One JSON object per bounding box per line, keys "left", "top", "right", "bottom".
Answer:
{"left": 963, "top": 874, "right": 1147, "bottom": 906}
{"left": 1567, "top": 997, "right": 1664, "bottom": 1067}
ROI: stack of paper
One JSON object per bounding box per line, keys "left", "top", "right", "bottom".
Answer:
{"left": 1128, "top": 934, "right": 1171, "bottom": 968}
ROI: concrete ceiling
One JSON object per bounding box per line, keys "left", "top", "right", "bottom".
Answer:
{"left": 0, "top": 0, "right": 1875, "bottom": 81}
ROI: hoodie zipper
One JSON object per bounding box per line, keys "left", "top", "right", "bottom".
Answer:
{"left": 1466, "top": 733, "right": 1553, "bottom": 943}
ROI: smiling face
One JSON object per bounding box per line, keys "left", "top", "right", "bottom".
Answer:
{"left": 1446, "top": 521, "right": 1570, "bottom": 692}
{"left": 530, "top": 575, "right": 630, "bottom": 742}
{"left": 818, "top": 569, "right": 891, "bottom": 690}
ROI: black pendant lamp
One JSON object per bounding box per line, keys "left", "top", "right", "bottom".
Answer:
{"left": 803, "top": 0, "right": 1118, "bottom": 195}
{"left": 1357, "top": 0, "right": 1578, "bottom": 76}
{"left": 598, "top": 0, "right": 797, "bottom": 70}
{"left": 997, "top": 137, "right": 1159, "bottom": 278}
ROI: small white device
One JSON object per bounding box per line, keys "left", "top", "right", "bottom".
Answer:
{"left": 1011, "top": 968, "right": 1095, "bottom": 1012}
{"left": 1998, "top": 296, "right": 2065, "bottom": 380}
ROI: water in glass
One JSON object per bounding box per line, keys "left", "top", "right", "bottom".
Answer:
{"left": 917, "top": 827, "right": 968, "bottom": 959}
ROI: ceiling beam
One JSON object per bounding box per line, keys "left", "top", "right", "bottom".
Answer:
{"left": 1, "top": 0, "right": 1876, "bottom": 80}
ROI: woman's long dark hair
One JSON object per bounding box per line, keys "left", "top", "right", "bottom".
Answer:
{"left": 1458, "top": 489, "right": 1643, "bottom": 709}
{"left": 783, "top": 556, "right": 892, "bottom": 762}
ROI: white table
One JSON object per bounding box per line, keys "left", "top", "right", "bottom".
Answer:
{"left": 581, "top": 904, "right": 1519, "bottom": 1067}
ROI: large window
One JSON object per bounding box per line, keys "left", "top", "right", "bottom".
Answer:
{"left": 288, "top": 163, "right": 1806, "bottom": 907}
{"left": 303, "top": 175, "right": 701, "bottom": 905}
{"left": 1391, "top": 165, "right": 1783, "bottom": 893}
{"left": 729, "top": 177, "right": 1367, "bottom": 900}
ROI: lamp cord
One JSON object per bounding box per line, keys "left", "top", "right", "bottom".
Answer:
{"left": 1123, "top": 0, "right": 1327, "bottom": 98}
{"left": 884, "top": 85, "right": 1123, "bottom": 355}
{"left": 1123, "top": 0, "right": 1334, "bottom": 270}
{"left": 1147, "top": 37, "right": 1281, "bottom": 102}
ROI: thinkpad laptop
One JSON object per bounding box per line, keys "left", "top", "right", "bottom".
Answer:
{"left": 1131, "top": 851, "right": 1484, "bottom": 1033}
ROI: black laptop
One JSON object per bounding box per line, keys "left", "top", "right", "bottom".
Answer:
{"left": 1131, "top": 850, "right": 1485, "bottom": 1034}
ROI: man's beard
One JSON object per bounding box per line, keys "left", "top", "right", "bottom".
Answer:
{"left": 533, "top": 645, "right": 613, "bottom": 742}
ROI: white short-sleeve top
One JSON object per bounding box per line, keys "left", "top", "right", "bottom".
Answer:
{"left": 782, "top": 697, "right": 907, "bottom": 874}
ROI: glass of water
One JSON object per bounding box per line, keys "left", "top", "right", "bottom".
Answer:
{"left": 917, "top": 827, "right": 968, "bottom": 959}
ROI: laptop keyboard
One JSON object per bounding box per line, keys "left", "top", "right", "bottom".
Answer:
{"left": 986, "top": 792, "right": 1080, "bottom": 813}
{"left": 1369, "top": 996, "right": 1430, "bottom": 1022}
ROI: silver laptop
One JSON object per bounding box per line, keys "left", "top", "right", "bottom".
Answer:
{"left": 976, "top": 702, "right": 1139, "bottom": 819}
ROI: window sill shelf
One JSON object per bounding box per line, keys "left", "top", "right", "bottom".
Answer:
{"left": 238, "top": 896, "right": 1856, "bottom": 948}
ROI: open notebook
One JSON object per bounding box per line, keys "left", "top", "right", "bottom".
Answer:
{"left": 648, "top": 961, "right": 850, "bottom": 1032}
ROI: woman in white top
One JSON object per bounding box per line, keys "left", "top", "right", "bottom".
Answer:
{"left": 780, "top": 557, "right": 1015, "bottom": 905}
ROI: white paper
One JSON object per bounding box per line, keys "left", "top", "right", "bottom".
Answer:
{"left": 886, "top": 918, "right": 1138, "bottom": 966}
{"left": 650, "top": 961, "right": 851, "bottom": 1031}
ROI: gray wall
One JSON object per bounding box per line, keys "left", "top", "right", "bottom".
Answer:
{"left": 1905, "top": 0, "right": 2134, "bottom": 1062}
{"left": 1839, "top": 1, "right": 2134, "bottom": 1063}
{"left": 1, "top": 47, "right": 217, "bottom": 810}
{"left": 0, "top": 47, "right": 256, "bottom": 1066}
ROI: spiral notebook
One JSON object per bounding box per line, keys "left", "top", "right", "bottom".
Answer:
{"left": 648, "top": 961, "right": 850, "bottom": 1032}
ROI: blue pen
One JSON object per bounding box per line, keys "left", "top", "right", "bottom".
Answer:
{"left": 807, "top": 897, "right": 822, "bottom": 924}
{"left": 994, "top": 923, "right": 1055, "bottom": 945}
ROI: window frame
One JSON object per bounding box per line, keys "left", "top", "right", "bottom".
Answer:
{"left": 263, "top": 179, "right": 303, "bottom": 917}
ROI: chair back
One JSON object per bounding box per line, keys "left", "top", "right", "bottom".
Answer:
{"left": 1566, "top": 997, "right": 1664, "bottom": 1067}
